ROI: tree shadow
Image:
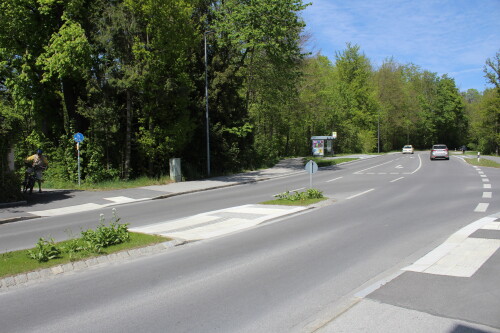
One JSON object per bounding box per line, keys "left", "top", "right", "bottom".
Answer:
{"left": 449, "top": 324, "right": 495, "bottom": 333}
{"left": 22, "top": 189, "right": 84, "bottom": 206}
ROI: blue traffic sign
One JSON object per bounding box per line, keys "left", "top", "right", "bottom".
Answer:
{"left": 73, "top": 132, "right": 84, "bottom": 143}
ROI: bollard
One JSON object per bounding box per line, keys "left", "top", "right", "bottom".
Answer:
{"left": 477, "top": 152, "right": 480, "bottom": 161}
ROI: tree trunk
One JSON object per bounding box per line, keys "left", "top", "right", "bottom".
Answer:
{"left": 124, "top": 90, "right": 132, "bottom": 180}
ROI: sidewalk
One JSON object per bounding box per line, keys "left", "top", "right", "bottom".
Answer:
{"left": 0, "top": 158, "right": 308, "bottom": 223}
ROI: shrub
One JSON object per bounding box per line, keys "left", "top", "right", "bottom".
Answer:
{"left": 274, "top": 188, "right": 324, "bottom": 201}
{"left": 28, "top": 238, "right": 62, "bottom": 262}
{"left": 80, "top": 209, "right": 129, "bottom": 253}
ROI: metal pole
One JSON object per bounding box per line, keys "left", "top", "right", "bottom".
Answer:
{"left": 204, "top": 32, "right": 211, "bottom": 177}
{"left": 77, "top": 142, "right": 81, "bottom": 186}
{"left": 377, "top": 109, "right": 380, "bottom": 153}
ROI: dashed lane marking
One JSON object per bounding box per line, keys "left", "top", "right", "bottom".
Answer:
{"left": 346, "top": 189, "right": 375, "bottom": 200}
{"left": 390, "top": 177, "right": 405, "bottom": 183}
{"left": 326, "top": 177, "right": 343, "bottom": 183}
{"left": 474, "top": 203, "right": 490, "bottom": 212}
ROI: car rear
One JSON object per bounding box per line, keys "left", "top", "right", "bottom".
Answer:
{"left": 430, "top": 144, "right": 449, "bottom": 160}
{"left": 402, "top": 145, "right": 414, "bottom": 154}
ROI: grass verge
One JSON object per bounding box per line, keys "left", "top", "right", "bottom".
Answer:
{"left": 464, "top": 158, "right": 500, "bottom": 168}
{"left": 0, "top": 232, "right": 169, "bottom": 279}
{"left": 44, "top": 175, "right": 173, "bottom": 191}
{"left": 305, "top": 157, "right": 358, "bottom": 167}
{"left": 260, "top": 197, "right": 328, "bottom": 206}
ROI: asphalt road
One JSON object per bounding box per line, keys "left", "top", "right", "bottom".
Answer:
{"left": 1, "top": 153, "right": 499, "bottom": 332}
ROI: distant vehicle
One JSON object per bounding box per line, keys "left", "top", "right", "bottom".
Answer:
{"left": 430, "top": 144, "right": 449, "bottom": 160}
{"left": 402, "top": 145, "right": 414, "bottom": 154}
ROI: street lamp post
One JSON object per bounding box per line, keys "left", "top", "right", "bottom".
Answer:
{"left": 204, "top": 31, "right": 213, "bottom": 177}
{"left": 377, "top": 109, "right": 380, "bottom": 153}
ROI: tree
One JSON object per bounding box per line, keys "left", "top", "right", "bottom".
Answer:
{"left": 332, "top": 43, "right": 378, "bottom": 153}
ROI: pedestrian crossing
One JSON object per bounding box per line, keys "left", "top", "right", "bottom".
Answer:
{"left": 129, "top": 204, "right": 309, "bottom": 241}
{"left": 29, "top": 196, "right": 149, "bottom": 217}
{"left": 403, "top": 215, "right": 500, "bottom": 277}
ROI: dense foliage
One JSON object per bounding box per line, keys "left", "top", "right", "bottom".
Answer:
{"left": 0, "top": 0, "right": 498, "bottom": 202}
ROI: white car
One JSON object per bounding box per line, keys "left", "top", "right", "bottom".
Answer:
{"left": 402, "top": 145, "right": 414, "bottom": 154}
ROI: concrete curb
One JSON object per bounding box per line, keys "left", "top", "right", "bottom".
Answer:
{"left": 0, "top": 200, "right": 27, "bottom": 209}
{"left": 0, "top": 215, "right": 39, "bottom": 225}
{"left": 0, "top": 239, "right": 186, "bottom": 293}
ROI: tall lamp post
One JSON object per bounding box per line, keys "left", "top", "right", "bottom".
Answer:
{"left": 377, "top": 109, "right": 380, "bottom": 153}
{"left": 204, "top": 31, "right": 213, "bottom": 177}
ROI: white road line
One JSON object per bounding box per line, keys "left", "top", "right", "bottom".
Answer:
{"left": 483, "top": 192, "right": 492, "bottom": 199}
{"left": 480, "top": 174, "right": 487, "bottom": 177}
{"left": 346, "top": 189, "right": 375, "bottom": 200}
{"left": 474, "top": 203, "right": 489, "bottom": 212}
{"left": 484, "top": 184, "right": 492, "bottom": 189}
{"left": 482, "top": 221, "right": 500, "bottom": 230}
{"left": 378, "top": 172, "right": 387, "bottom": 175}
{"left": 482, "top": 178, "right": 490, "bottom": 182}
{"left": 390, "top": 177, "right": 405, "bottom": 183}
{"left": 291, "top": 187, "right": 305, "bottom": 192}
{"left": 326, "top": 177, "right": 343, "bottom": 183}
{"left": 411, "top": 154, "right": 423, "bottom": 174}
{"left": 104, "top": 196, "right": 148, "bottom": 204}
{"left": 403, "top": 215, "right": 499, "bottom": 277}
{"left": 130, "top": 204, "right": 308, "bottom": 241}
{"left": 354, "top": 160, "right": 394, "bottom": 174}
{"left": 30, "top": 203, "right": 105, "bottom": 217}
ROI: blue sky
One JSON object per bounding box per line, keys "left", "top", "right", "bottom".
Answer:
{"left": 300, "top": 0, "right": 500, "bottom": 92}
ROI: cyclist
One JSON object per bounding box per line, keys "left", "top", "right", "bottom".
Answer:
{"left": 25, "top": 149, "right": 49, "bottom": 193}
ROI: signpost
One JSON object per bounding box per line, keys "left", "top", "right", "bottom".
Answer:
{"left": 305, "top": 160, "right": 318, "bottom": 188}
{"left": 73, "top": 133, "right": 84, "bottom": 186}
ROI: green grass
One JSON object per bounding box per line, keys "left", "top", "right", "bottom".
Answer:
{"left": 305, "top": 157, "right": 358, "bottom": 167}
{"left": 44, "top": 175, "right": 173, "bottom": 191}
{"left": 464, "top": 158, "right": 500, "bottom": 168}
{"left": 0, "top": 232, "right": 170, "bottom": 278}
{"left": 260, "top": 197, "right": 328, "bottom": 206}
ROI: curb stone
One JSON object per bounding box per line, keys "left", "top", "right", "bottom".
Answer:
{"left": 0, "top": 240, "right": 183, "bottom": 293}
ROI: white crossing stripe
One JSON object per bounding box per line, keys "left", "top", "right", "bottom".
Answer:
{"left": 482, "top": 222, "right": 500, "bottom": 230}
{"left": 346, "top": 189, "right": 375, "bottom": 200}
{"left": 30, "top": 203, "right": 104, "bottom": 217}
{"left": 483, "top": 192, "right": 492, "bottom": 199}
{"left": 482, "top": 178, "right": 490, "bottom": 182}
{"left": 403, "top": 216, "right": 499, "bottom": 277}
{"left": 474, "top": 203, "right": 489, "bottom": 212}
{"left": 30, "top": 197, "right": 146, "bottom": 217}
{"left": 326, "top": 177, "right": 343, "bottom": 183}
{"left": 484, "top": 184, "right": 492, "bottom": 189}
{"left": 130, "top": 204, "right": 308, "bottom": 241}
{"left": 104, "top": 196, "right": 148, "bottom": 204}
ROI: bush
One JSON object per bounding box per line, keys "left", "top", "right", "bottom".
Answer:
{"left": 28, "top": 208, "right": 130, "bottom": 262}
{"left": 28, "top": 238, "right": 62, "bottom": 262}
{"left": 274, "top": 188, "right": 324, "bottom": 201}
{"left": 0, "top": 170, "right": 23, "bottom": 203}
{"left": 81, "top": 209, "right": 129, "bottom": 253}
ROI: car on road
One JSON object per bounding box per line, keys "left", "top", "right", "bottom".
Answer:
{"left": 430, "top": 144, "right": 449, "bottom": 160}
{"left": 402, "top": 145, "right": 414, "bottom": 154}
